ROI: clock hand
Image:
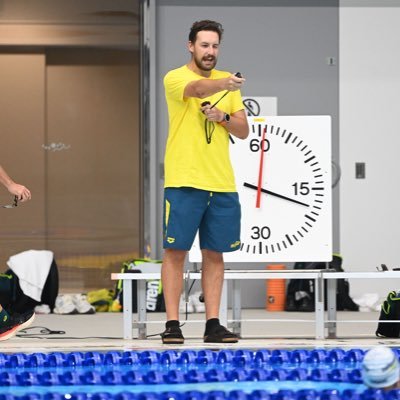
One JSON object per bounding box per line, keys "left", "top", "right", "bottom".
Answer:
{"left": 256, "top": 127, "right": 267, "bottom": 208}
{"left": 243, "top": 182, "right": 310, "bottom": 207}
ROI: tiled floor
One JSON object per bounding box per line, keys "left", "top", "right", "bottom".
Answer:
{"left": 2, "top": 309, "right": 399, "bottom": 353}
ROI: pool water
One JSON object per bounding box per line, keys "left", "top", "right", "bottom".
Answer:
{"left": 0, "top": 348, "right": 399, "bottom": 400}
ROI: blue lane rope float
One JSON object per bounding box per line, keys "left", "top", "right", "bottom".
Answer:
{"left": 1, "top": 389, "right": 400, "bottom": 400}
{"left": 0, "top": 349, "right": 371, "bottom": 369}
{"left": 0, "top": 365, "right": 368, "bottom": 386}
{"left": 1, "top": 348, "right": 400, "bottom": 400}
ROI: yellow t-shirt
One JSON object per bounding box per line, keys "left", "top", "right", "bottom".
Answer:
{"left": 163, "top": 65, "right": 244, "bottom": 192}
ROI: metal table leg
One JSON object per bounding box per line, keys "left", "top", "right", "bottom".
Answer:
{"left": 137, "top": 280, "right": 147, "bottom": 339}
{"left": 327, "top": 278, "right": 337, "bottom": 338}
{"left": 231, "top": 279, "right": 242, "bottom": 336}
{"left": 122, "top": 279, "right": 133, "bottom": 339}
{"left": 314, "top": 273, "right": 325, "bottom": 339}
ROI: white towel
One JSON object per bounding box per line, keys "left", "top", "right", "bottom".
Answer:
{"left": 353, "top": 293, "right": 382, "bottom": 312}
{"left": 7, "top": 250, "right": 54, "bottom": 302}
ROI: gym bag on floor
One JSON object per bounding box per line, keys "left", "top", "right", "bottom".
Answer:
{"left": 376, "top": 290, "right": 400, "bottom": 338}
{"left": 285, "top": 254, "right": 359, "bottom": 312}
{"left": 113, "top": 258, "right": 165, "bottom": 313}
{"left": 0, "top": 258, "right": 59, "bottom": 313}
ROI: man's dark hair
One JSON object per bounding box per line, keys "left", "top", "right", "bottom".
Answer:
{"left": 189, "top": 20, "right": 224, "bottom": 43}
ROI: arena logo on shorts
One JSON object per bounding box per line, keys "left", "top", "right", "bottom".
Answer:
{"left": 167, "top": 237, "right": 175, "bottom": 244}
{"left": 230, "top": 240, "right": 240, "bottom": 248}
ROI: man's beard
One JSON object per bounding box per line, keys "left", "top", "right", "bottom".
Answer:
{"left": 194, "top": 54, "right": 217, "bottom": 71}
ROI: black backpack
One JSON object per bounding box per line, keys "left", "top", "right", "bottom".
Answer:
{"left": 285, "top": 261, "right": 322, "bottom": 312}
{"left": 0, "top": 258, "right": 59, "bottom": 313}
{"left": 376, "top": 291, "right": 400, "bottom": 338}
{"left": 285, "top": 254, "right": 359, "bottom": 312}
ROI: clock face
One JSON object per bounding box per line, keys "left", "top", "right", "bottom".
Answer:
{"left": 189, "top": 115, "right": 332, "bottom": 263}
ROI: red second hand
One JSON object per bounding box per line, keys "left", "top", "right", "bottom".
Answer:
{"left": 256, "top": 127, "right": 267, "bottom": 208}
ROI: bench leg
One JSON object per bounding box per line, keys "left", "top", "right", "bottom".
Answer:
{"left": 327, "top": 279, "right": 337, "bottom": 338}
{"left": 137, "top": 280, "right": 147, "bottom": 339}
{"left": 231, "top": 280, "right": 242, "bottom": 336}
{"left": 314, "top": 275, "right": 325, "bottom": 339}
{"left": 122, "top": 280, "right": 133, "bottom": 339}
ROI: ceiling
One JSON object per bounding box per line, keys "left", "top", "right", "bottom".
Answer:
{"left": 0, "top": 0, "right": 140, "bottom": 25}
{"left": 0, "top": 0, "right": 140, "bottom": 48}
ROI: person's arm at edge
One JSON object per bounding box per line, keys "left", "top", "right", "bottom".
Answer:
{"left": 0, "top": 165, "right": 15, "bottom": 189}
{"left": 0, "top": 164, "right": 31, "bottom": 201}
{"left": 184, "top": 74, "right": 245, "bottom": 99}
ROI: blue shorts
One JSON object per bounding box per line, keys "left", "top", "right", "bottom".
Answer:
{"left": 163, "top": 187, "right": 241, "bottom": 253}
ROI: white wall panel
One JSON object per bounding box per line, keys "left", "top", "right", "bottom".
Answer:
{"left": 339, "top": 5, "right": 400, "bottom": 297}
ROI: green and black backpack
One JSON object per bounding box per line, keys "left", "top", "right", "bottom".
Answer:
{"left": 113, "top": 258, "right": 165, "bottom": 313}
{"left": 376, "top": 291, "right": 400, "bottom": 338}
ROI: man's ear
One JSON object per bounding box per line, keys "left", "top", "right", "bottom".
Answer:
{"left": 187, "top": 41, "right": 194, "bottom": 54}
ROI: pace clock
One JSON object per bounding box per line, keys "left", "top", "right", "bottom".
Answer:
{"left": 189, "top": 115, "right": 332, "bottom": 262}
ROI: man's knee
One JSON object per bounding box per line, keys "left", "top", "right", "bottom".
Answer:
{"left": 201, "top": 249, "right": 224, "bottom": 265}
{"left": 163, "top": 248, "right": 187, "bottom": 265}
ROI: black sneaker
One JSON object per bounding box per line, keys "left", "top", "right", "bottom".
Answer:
{"left": 204, "top": 324, "right": 239, "bottom": 343}
{"left": 161, "top": 325, "right": 184, "bottom": 344}
{"left": 0, "top": 310, "right": 35, "bottom": 341}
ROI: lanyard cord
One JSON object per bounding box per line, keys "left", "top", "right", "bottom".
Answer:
{"left": 202, "top": 91, "right": 226, "bottom": 144}
{"left": 204, "top": 119, "right": 215, "bottom": 144}
{"left": 201, "top": 72, "right": 242, "bottom": 144}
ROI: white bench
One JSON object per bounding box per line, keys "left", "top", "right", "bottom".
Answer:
{"left": 111, "top": 269, "right": 400, "bottom": 340}
{"left": 111, "top": 269, "right": 327, "bottom": 340}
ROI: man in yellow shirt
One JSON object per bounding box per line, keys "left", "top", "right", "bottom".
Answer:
{"left": 162, "top": 20, "right": 249, "bottom": 344}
